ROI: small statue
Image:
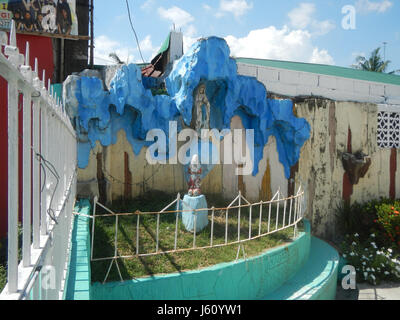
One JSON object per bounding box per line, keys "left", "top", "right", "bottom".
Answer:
{"left": 188, "top": 155, "right": 202, "bottom": 197}
{"left": 194, "top": 84, "right": 211, "bottom": 135}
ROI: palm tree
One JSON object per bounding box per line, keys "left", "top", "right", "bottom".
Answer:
{"left": 352, "top": 47, "right": 399, "bottom": 74}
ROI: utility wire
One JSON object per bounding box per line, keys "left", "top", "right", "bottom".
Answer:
{"left": 125, "top": 0, "right": 145, "bottom": 64}
{"left": 36, "top": 152, "right": 60, "bottom": 224}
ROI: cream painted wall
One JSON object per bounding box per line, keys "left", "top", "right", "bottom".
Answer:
{"left": 221, "top": 116, "right": 287, "bottom": 202}
{"left": 241, "top": 136, "right": 288, "bottom": 202}
{"left": 78, "top": 130, "right": 187, "bottom": 203}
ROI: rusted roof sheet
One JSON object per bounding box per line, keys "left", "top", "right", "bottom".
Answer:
{"left": 141, "top": 64, "right": 156, "bottom": 77}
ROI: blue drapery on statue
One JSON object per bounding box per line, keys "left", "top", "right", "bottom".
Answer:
{"left": 181, "top": 195, "right": 208, "bottom": 233}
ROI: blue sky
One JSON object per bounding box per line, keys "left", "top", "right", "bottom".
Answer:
{"left": 94, "top": 0, "right": 400, "bottom": 72}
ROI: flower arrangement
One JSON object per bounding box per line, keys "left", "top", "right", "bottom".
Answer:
{"left": 341, "top": 233, "right": 400, "bottom": 285}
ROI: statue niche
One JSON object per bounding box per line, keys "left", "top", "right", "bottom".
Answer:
{"left": 191, "top": 83, "right": 211, "bottom": 135}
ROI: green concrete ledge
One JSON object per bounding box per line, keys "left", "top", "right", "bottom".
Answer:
{"left": 91, "top": 221, "right": 312, "bottom": 300}
{"left": 64, "top": 199, "right": 92, "bottom": 300}
{"left": 263, "top": 236, "right": 339, "bottom": 300}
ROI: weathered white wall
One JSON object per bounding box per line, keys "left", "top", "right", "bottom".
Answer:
{"left": 294, "top": 99, "right": 400, "bottom": 239}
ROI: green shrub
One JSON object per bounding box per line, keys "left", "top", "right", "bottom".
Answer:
{"left": 336, "top": 198, "right": 399, "bottom": 246}
{"left": 341, "top": 233, "right": 400, "bottom": 285}
{"left": 151, "top": 88, "right": 169, "bottom": 96}
{"left": 0, "top": 225, "right": 23, "bottom": 293}
{"left": 0, "top": 264, "right": 6, "bottom": 292}
{"left": 374, "top": 201, "right": 400, "bottom": 250}
{"left": 336, "top": 200, "right": 380, "bottom": 241}
{"left": 0, "top": 238, "right": 5, "bottom": 293}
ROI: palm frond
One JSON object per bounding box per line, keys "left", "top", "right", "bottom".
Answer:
{"left": 351, "top": 47, "right": 393, "bottom": 73}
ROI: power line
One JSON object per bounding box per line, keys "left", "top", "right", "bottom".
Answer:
{"left": 125, "top": 0, "right": 145, "bottom": 64}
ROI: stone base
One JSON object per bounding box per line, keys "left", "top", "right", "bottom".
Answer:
{"left": 181, "top": 195, "right": 208, "bottom": 233}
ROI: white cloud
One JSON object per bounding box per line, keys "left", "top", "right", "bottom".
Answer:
{"left": 139, "top": 35, "right": 155, "bottom": 53}
{"left": 288, "top": 3, "right": 335, "bottom": 36}
{"left": 94, "top": 35, "right": 132, "bottom": 65}
{"left": 139, "top": 35, "right": 162, "bottom": 61}
{"left": 310, "top": 48, "right": 335, "bottom": 65}
{"left": 355, "top": 0, "right": 393, "bottom": 14}
{"left": 183, "top": 34, "right": 199, "bottom": 53}
{"left": 182, "top": 26, "right": 201, "bottom": 53}
{"left": 158, "top": 6, "right": 194, "bottom": 29}
{"left": 203, "top": 4, "right": 212, "bottom": 11}
{"left": 217, "top": 0, "right": 253, "bottom": 18}
{"left": 141, "top": 0, "right": 155, "bottom": 11}
{"left": 94, "top": 34, "right": 158, "bottom": 65}
{"left": 311, "top": 20, "right": 336, "bottom": 36}
{"left": 225, "top": 26, "right": 335, "bottom": 65}
{"left": 185, "top": 25, "right": 198, "bottom": 38}
{"left": 288, "top": 2, "right": 315, "bottom": 29}
{"left": 156, "top": 6, "right": 200, "bottom": 54}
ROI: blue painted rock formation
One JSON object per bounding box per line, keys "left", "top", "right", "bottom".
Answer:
{"left": 67, "top": 36, "right": 310, "bottom": 179}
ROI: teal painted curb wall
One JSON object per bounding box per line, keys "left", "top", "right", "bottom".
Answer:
{"left": 264, "top": 237, "right": 339, "bottom": 300}
{"left": 91, "top": 221, "right": 312, "bottom": 300}
{"left": 337, "top": 256, "right": 348, "bottom": 282}
{"left": 305, "top": 238, "right": 339, "bottom": 300}
{"left": 64, "top": 200, "right": 92, "bottom": 300}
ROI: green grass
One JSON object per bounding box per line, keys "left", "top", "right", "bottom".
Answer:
{"left": 0, "top": 266, "right": 5, "bottom": 293}
{"left": 91, "top": 192, "right": 303, "bottom": 283}
{"left": 0, "top": 225, "right": 23, "bottom": 293}
{"left": 0, "top": 239, "right": 6, "bottom": 292}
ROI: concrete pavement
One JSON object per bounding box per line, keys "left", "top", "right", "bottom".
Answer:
{"left": 336, "top": 282, "right": 400, "bottom": 300}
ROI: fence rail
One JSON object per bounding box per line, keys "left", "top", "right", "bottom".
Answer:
{"left": 89, "top": 187, "right": 305, "bottom": 283}
{"left": 0, "top": 21, "right": 77, "bottom": 300}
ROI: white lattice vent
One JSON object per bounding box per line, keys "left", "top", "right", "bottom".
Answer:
{"left": 377, "top": 111, "right": 400, "bottom": 149}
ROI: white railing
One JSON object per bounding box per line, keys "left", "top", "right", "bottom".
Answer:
{"left": 0, "top": 21, "right": 77, "bottom": 300}
{"left": 89, "top": 187, "right": 305, "bottom": 283}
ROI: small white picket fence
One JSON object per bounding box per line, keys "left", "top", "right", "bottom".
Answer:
{"left": 88, "top": 187, "right": 305, "bottom": 283}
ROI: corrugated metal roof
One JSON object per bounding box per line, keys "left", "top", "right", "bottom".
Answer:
{"left": 235, "top": 57, "right": 400, "bottom": 86}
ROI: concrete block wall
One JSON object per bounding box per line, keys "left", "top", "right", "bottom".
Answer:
{"left": 237, "top": 63, "right": 400, "bottom": 106}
